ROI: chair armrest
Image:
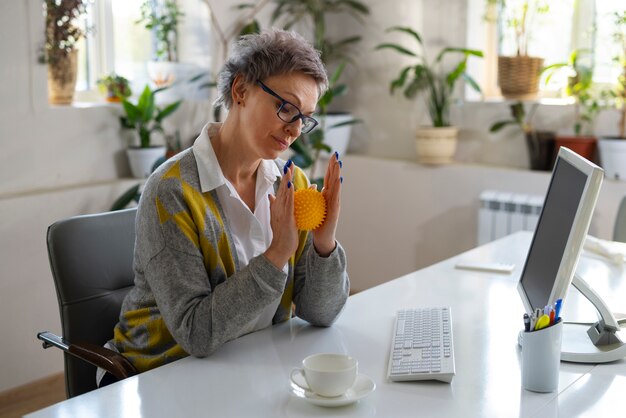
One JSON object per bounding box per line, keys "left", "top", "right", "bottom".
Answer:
{"left": 37, "top": 331, "right": 138, "bottom": 380}
{"left": 70, "top": 342, "right": 138, "bottom": 380}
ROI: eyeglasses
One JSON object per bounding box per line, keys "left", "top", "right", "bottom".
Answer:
{"left": 257, "top": 80, "right": 318, "bottom": 134}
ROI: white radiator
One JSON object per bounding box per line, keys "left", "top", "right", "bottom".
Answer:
{"left": 477, "top": 190, "right": 544, "bottom": 245}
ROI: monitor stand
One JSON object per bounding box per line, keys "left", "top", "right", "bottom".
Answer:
{"left": 560, "top": 274, "right": 626, "bottom": 363}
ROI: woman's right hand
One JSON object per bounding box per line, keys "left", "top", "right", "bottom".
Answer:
{"left": 265, "top": 161, "right": 299, "bottom": 269}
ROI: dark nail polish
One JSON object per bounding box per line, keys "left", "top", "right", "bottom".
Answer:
{"left": 283, "top": 164, "right": 288, "bottom": 174}
{"left": 287, "top": 159, "right": 292, "bottom": 167}
{"left": 335, "top": 151, "right": 339, "bottom": 160}
{"left": 340, "top": 176, "right": 343, "bottom": 184}
{"left": 339, "top": 160, "right": 343, "bottom": 168}
{"left": 287, "top": 181, "right": 292, "bottom": 189}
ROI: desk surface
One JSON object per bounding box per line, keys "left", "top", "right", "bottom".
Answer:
{"left": 27, "top": 232, "right": 626, "bottom": 417}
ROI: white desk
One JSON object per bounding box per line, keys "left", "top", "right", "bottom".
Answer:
{"left": 27, "top": 232, "right": 626, "bottom": 417}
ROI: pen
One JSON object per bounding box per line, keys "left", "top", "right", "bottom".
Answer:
{"left": 549, "top": 307, "right": 555, "bottom": 324}
{"left": 524, "top": 313, "right": 530, "bottom": 332}
{"left": 554, "top": 298, "right": 563, "bottom": 321}
{"left": 530, "top": 311, "right": 537, "bottom": 331}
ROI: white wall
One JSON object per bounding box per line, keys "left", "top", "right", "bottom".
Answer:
{"left": 1, "top": 0, "right": 625, "bottom": 394}
{"left": 338, "top": 156, "right": 626, "bottom": 292}
{"left": 0, "top": 0, "right": 209, "bottom": 392}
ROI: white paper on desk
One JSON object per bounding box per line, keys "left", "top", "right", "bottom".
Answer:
{"left": 584, "top": 235, "right": 626, "bottom": 264}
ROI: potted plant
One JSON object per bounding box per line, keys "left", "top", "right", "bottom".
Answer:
{"left": 376, "top": 26, "right": 483, "bottom": 164}
{"left": 270, "top": 0, "right": 370, "bottom": 159}
{"left": 44, "top": 0, "right": 87, "bottom": 105}
{"left": 489, "top": 0, "right": 549, "bottom": 99}
{"left": 598, "top": 11, "right": 626, "bottom": 181}
{"left": 136, "top": 0, "right": 192, "bottom": 101}
{"left": 121, "top": 85, "right": 182, "bottom": 178}
{"left": 96, "top": 73, "right": 132, "bottom": 103}
{"left": 541, "top": 49, "right": 602, "bottom": 162}
{"left": 490, "top": 101, "right": 555, "bottom": 170}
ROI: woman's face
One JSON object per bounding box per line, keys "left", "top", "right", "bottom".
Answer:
{"left": 237, "top": 72, "right": 319, "bottom": 160}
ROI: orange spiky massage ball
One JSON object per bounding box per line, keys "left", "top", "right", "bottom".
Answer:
{"left": 294, "top": 189, "right": 327, "bottom": 231}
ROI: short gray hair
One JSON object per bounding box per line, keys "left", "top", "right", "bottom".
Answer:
{"left": 215, "top": 29, "right": 328, "bottom": 110}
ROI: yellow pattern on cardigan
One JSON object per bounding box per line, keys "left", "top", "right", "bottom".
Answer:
{"left": 114, "top": 159, "right": 310, "bottom": 372}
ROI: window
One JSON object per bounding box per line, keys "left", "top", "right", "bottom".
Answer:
{"left": 594, "top": 1, "right": 625, "bottom": 84}
{"left": 74, "top": 0, "right": 152, "bottom": 101}
{"left": 466, "top": 0, "right": 626, "bottom": 100}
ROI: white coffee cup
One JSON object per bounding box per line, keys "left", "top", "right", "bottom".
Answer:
{"left": 290, "top": 353, "right": 358, "bottom": 397}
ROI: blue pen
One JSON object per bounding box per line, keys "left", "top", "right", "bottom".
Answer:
{"left": 554, "top": 298, "right": 563, "bottom": 321}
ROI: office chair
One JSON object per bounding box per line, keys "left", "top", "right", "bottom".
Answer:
{"left": 38, "top": 208, "right": 138, "bottom": 398}
{"left": 615, "top": 195, "right": 626, "bottom": 243}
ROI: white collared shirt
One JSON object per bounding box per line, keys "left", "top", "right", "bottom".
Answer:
{"left": 193, "top": 123, "right": 285, "bottom": 332}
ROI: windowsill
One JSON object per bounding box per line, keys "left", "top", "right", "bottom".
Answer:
{"left": 49, "top": 101, "right": 121, "bottom": 109}
{"left": 463, "top": 96, "right": 577, "bottom": 106}
{"left": 70, "top": 101, "right": 121, "bottom": 108}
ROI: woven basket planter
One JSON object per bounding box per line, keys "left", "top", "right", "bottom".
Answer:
{"left": 498, "top": 56, "right": 544, "bottom": 100}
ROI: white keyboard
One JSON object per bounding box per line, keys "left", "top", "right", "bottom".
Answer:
{"left": 387, "top": 307, "right": 456, "bottom": 383}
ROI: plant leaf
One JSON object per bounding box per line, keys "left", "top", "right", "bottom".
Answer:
{"left": 446, "top": 60, "right": 467, "bottom": 88}
{"left": 374, "top": 43, "right": 418, "bottom": 58}
{"left": 386, "top": 26, "right": 422, "bottom": 45}
{"left": 489, "top": 120, "right": 518, "bottom": 133}
{"left": 156, "top": 100, "right": 182, "bottom": 122}
{"left": 329, "top": 118, "right": 362, "bottom": 129}
{"left": 110, "top": 184, "right": 141, "bottom": 211}
{"left": 462, "top": 72, "right": 482, "bottom": 93}
{"left": 435, "top": 47, "right": 483, "bottom": 63}
{"left": 329, "top": 61, "right": 346, "bottom": 86}
{"left": 122, "top": 100, "right": 139, "bottom": 124}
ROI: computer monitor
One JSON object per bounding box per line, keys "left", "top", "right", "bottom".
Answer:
{"left": 517, "top": 147, "right": 626, "bottom": 363}
{"left": 517, "top": 147, "right": 603, "bottom": 315}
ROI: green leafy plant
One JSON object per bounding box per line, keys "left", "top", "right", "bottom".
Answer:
{"left": 97, "top": 73, "right": 132, "bottom": 102}
{"left": 488, "top": 0, "right": 549, "bottom": 57}
{"left": 542, "top": 50, "right": 602, "bottom": 136}
{"left": 376, "top": 26, "right": 483, "bottom": 127}
{"left": 44, "top": 0, "right": 87, "bottom": 65}
{"left": 490, "top": 101, "right": 537, "bottom": 134}
{"left": 137, "top": 0, "right": 184, "bottom": 62}
{"left": 490, "top": 102, "right": 556, "bottom": 171}
{"left": 120, "top": 86, "right": 182, "bottom": 148}
{"left": 269, "top": 0, "right": 369, "bottom": 65}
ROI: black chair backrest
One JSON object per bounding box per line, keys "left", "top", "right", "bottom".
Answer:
{"left": 46, "top": 208, "right": 137, "bottom": 398}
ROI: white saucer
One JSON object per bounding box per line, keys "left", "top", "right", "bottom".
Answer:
{"left": 289, "top": 372, "right": 376, "bottom": 407}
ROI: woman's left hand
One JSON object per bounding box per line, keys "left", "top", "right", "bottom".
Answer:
{"left": 312, "top": 152, "right": 342, "bottom": 257}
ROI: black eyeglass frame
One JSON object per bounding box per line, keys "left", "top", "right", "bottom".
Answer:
{"left": 257, "top": 80, "right": 319, "bottom": 134}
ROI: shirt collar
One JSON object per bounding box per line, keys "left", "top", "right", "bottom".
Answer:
{"left": 193, "top": 123, "right": 282, "bottom": 193}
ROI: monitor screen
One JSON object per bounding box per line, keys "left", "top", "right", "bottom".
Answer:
{"left": 517, "top": 148, "right": 603, "bottom": 314}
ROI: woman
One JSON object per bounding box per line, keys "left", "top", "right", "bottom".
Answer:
{"left": 101, "top": 29, "right": 349, "bottom": 384}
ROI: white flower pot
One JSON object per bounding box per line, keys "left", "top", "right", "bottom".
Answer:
{"left": 415, "top": 126, "right": 459, "bottom": 165}
{"left": 126, "top": 147, "right": 166, "bottom": 178}
{"left": 598, "top": 137, "right": 626, "bottom": 181}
